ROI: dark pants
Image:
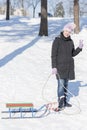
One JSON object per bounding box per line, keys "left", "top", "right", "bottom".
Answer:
{"left": 57, "top": 79, "right": 68, "bottom": 102}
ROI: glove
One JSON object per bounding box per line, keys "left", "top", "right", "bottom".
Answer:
{"left": 52, "top": 68, "right": 57, "bottom": 75}
{"left": 79, "top": 40, "right": 84, "bottom": 49}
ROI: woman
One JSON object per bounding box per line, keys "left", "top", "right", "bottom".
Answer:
{"left": 51, "top": 23, "right": 83, "bottom": 111}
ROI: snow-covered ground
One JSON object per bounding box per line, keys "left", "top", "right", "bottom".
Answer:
{"left": 0, "top": 15, "right": 87, "bottom": 130}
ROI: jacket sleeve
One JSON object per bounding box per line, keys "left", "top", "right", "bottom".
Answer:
{"left": 51, "top": 37, "right": 59, "bottom": 68}
{"left": 72, "top": 42, "right": 82, "bottom": 57}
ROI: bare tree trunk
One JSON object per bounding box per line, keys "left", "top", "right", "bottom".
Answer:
{"left": 33, "top": 7, "right": 35, "bottom": 18}
{"left": 39, "top": 0, "right": 48, "bottom": 36}
{"left": 21, "top": 0, "right": 24, "bottom": 8}
{"left": 6, "top": 0, "right": 10, "bottom": 20}
{"left": 31, "top": 0, "right": 40, "bottom": 18}
{"left": 74, "top": 0, "right": 80, "bottom": 33}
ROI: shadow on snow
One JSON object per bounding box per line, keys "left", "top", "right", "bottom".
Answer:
{"left": 68, "top": 80, "right": 87, "bottom": 100}
{"left": 0, "top": 36, "right": 40, "bottom": 67}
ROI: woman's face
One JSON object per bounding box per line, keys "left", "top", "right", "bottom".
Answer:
{"left": 63, "top": 30, "right": 71, "bottom": 38}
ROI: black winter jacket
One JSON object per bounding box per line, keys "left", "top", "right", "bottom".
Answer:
{"left": 51, "top": 32, "right": 82, "bottom": 80}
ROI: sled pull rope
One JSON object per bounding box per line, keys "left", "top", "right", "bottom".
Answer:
{"left": 42, "top": 73, "right": 53, "bottom": 103}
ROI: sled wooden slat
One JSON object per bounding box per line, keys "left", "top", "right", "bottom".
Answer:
{"left": 6, "top": 103, "right": 34, "bottom": 108}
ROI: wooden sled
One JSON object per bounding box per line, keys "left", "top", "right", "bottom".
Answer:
{"left": 2, "top": 103, "right": 50, "bottom": 119}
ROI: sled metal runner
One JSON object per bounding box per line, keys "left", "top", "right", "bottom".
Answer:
{"left": 2, "top": 103, "right": 50, "bottom": 119}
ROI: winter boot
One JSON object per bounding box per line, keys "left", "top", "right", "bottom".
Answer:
{"left": 54, "top": 97, "right": 65, "bottom": 112}
{"left": 58, "top": 96, "right": 65, "bottom": 109}
{"left": 64, "top": 96, "right": 72, "bottom": 107}
{"left": 54, "top": 96, "right": 68, "bottom": 112}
